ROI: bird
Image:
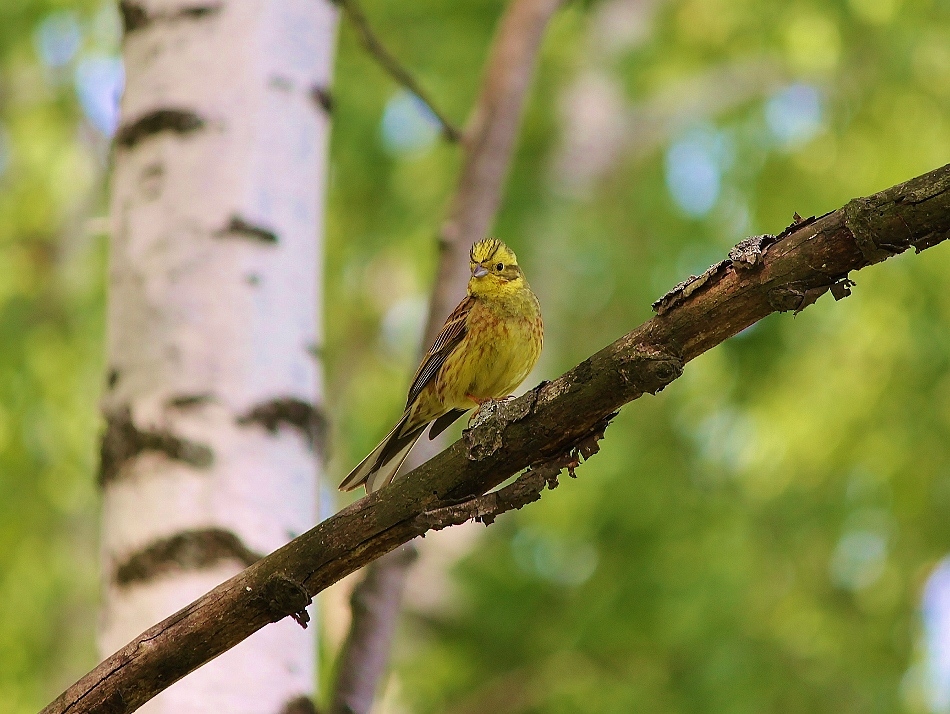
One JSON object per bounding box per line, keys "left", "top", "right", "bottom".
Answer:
{"left": 339, "top": 237, "right": 543, "bottom": 494}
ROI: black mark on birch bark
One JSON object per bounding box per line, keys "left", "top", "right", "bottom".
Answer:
{"left": 269, "top": 76, "right": 294, "bottom": 92}
{"left": 178, "top": 6, "right": 221, "bottom": 20}
{"left": 119, "top": 1, "right": 148, "bottom": 32}
{"left": 215, "top": 215, "right": 279, "bottom": 244}
{"left": 119, "top": 1, "right": 222, "bottom": 33}
{"left": 115, "top": 110, "right": 205, "bottom": 149}
{"left": 310, "top": 86, "right": 334, "bottom": 114}
{"left": 99, "top": 405, "right": 214, "bottom": 485}
{"left": 280, "top": 695, "right": 317, "bottom": 714}
{"left": 236, "top": 398, "right": 327, "bottom": 454}
{"left": 167, "top": 393, "right": 214, "bottom": 409}
{"left": 114, "top": 528, "right": 263, "bottom": 586}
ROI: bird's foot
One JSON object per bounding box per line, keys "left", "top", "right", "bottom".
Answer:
{"left": 466, "top": 395, "right": 515, "bottom": 428}
{"left": 467, "top": 395, "right": 492, "bottom": 428}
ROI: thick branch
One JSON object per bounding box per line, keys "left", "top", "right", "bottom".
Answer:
{"left": 334, "top": 0, "right": 462, "bottom": 142}
{"left": 330, "top": 1, "right": 565, "bottom": 710}
{"left": 45, "top": 164, "right": 950, "bottom": 714}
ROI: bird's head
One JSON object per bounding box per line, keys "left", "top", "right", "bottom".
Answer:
{"left": 467, "top": 238, "right": 526, "bottom": 297}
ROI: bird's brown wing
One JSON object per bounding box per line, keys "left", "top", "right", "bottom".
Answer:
{"left": 406, "top": 294, "right": 475, "bottom": 409}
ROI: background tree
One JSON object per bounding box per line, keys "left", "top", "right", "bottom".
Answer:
{"left": 4, "top": 0, "right": 950, "bottom": 713}
{"left": 99, "top": 1, "right": 337, "bottom": 712}
{"left": 0, "top": 0, "right": 336, "bottom": 712}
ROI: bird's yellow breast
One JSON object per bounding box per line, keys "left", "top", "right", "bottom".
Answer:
{"left": 437, "top": 289, "right": 542, "bottom": 409}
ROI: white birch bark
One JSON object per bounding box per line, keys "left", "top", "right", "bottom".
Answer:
{"left": 100, "top": 2, "right": 336, "bottom": 712}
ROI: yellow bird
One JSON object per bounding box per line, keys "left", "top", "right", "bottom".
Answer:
{"left": 339, "top": 238, "right": 543, "bottom": 494}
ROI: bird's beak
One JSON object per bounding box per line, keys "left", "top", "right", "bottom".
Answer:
{"left": 472, "top": 264, "right": 488, "bottom": 278}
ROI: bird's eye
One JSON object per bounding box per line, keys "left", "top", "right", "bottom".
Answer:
{"left": 495, "top": 262, "right": 504, "bottom": 272}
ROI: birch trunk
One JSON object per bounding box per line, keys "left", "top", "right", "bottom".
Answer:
{"left": 100, "top": 2, "right": 336, "bottom": 712}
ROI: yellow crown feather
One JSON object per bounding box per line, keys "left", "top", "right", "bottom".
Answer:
{"left": 470, "top": 238, "right": 518, "bottom": 266}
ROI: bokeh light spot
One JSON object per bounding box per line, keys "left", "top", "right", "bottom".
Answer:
{"left": 664, "top": 125, "right": 732, "bottom": 217}
{"left": 381, "top": 90, "right": 439, "bottom": 155}
{"left": 34, "top": 12, "right": 82, "bottom": 69}
{"left": 765, "top": 83, "right": 824, "bottom": 147}
{"left": 74, "top": 55, "right": 124, "bottom": 136}
{"left": 830, "top": 528, "right": 887, "bottom": 591}
{"left": 923, "top": 558, "right": 950, "bottom": 712}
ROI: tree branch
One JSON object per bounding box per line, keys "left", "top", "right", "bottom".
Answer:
{"left": 328, "top": 544, "right": 417, "bottom": 714}
{"left": 44, "top": 163, "right": 950, "bottom": 714}
{"left": 329, "top": 1, "right": 565, "bottom": 710}
{"left": 333, "top": 0, "right": 463, "bottom": 142}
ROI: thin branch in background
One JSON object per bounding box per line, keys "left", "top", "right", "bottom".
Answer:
{"left": 328, "top": 545, "right": 418, "bottom": 714}
{"left": 429, "top": 0, "right": 570, "bottom": 346}
{"left": 328, "top": 1, "right": 566, "bottom": 711}
{"left": 333, "top": 0, "right": 463, "bottom": 142}
{"left": 43, "top": 162, "right": 950, "bottom": 714}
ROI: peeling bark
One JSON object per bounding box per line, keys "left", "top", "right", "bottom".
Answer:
{"left": 309, "top": 86, "right": 334, "bottom": 114}
{"left": 47, "top": 162, "right": 950, "bottom": 714}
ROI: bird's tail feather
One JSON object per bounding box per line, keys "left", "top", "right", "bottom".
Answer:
{"left": 339, "top": 414, "right": 425, "bottom": 493}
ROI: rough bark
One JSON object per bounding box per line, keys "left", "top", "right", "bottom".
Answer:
{"left": 46, "top": 163, "right": 950, "bottom": 714}
{"left": 100, "top": 1, "right": 336, "bottom": 712}
{"left": 329, "top": 2, "right": 565, "bottom": 710}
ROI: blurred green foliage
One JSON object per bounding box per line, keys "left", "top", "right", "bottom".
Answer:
{"left": 324, "top": 0, "right": 950, "bottom": 712}
{"left": 5, "top": 0, "right": 950, "bottom": 711}
{"left": 0, "top": 1, "right": 111, "bottom": 711}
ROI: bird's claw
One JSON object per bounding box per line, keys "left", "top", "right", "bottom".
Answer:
{"left": 466, "top": 395, "right": 516, "bottom": 428}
